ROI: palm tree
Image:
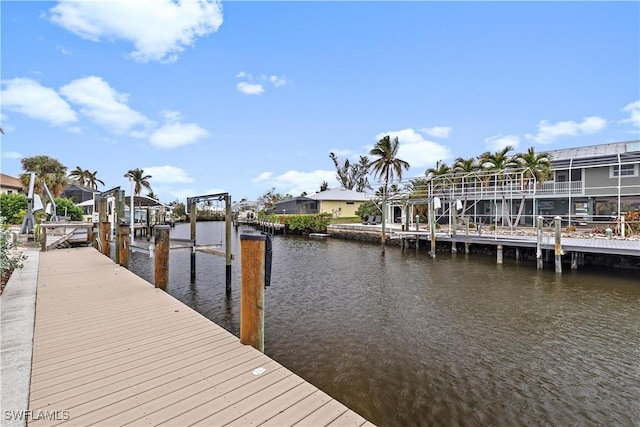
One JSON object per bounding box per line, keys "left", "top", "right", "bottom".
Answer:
{"left": 479, "top": 146, "right": 518, "bottom": 227}
{"left": 369, "top": 135, "right": 410, "bottom": 254}
{"left": 124, "top": 168, "right": 152, "bottom": 196}
{"left": 512, "top": 147, "right": 552, "bottom": 225}
{"left": 20, "top": 155, "right": 68, "bottom": 198}
{"left": 515, "top": 147, "right": 552, "bottom": 187}
{"left": 69, "top": 166, "right": 105, "bottom": 190}
{"left": 452, "top": 157, "right": 479, "bottom": 215}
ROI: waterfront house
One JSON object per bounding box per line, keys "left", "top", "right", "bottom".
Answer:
{"left": 389, "top": 140, "right": 640, "bottom": 227}
{"left": 271, "top": 188, "right": 370, "bottom": 217}
{"left": 0, "top": 173, "right": 25, "bottom": 195}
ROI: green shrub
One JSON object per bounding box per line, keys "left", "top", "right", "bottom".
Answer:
{"left": 1, "top": 219, "right": 27, "bottom": 290}
{"left": 0, "top": 193, "right": 27, "bottom": 225}
{"left": 54, "top": 197, "right": 83, "bottom": 221}
{"left": 284, "top": 213, "right": 332, "bottom": 234}
{"left": 355, "top": 201, "right": 379, "bottom": 221}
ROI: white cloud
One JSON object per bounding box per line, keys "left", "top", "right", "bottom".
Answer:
{"left": 147, "top": 109, "right": 208, "bottom": 149}
{"left": 2, "top": 151, "right": 22, "bottom": 160}
{"left": 1, "top": 78, "right": 78, "bottom": 126}
{"left": 142, "top": 165, "right": 194, "bottom": 184}
{"left": 235, "top": 72, "right": 286, "bottom": 94}
{"left": 484, "top": 134, "right": 520, "bottom": 152}
{"left": 419, "top": 126, "right": 452, "bottom": 139}
{"left": 270, "top": 170, "right": 337, "bottom": 196}
{"left": 525, "top": 116, "right": 607, "bottom": 144}
{"left": 252, "top": 170, "right": 336, "bottom": 196}
{"left": 269, "top": 75, "right": 287, "bottom": 87}
{"left": 149, "top": 122, "right": 208, "bottom": 149}
{"left": 252, "top": 172, "right": 273, "bottom": 183}
{"left": 374, "top": 129, "right": 452, "bottom": 169}
{"left": 49, "top": 0, "right": 223, "bottom": 63}
{"left": 60, "top": 76, "right": 152, "bottom": 134}
{"left": 237, "top": 82, "right": 264, "bottom": 95}
{"left": 620, "top": 100, "right": 640, "bottom": 128}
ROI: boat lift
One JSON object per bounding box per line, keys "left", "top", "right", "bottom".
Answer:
{"left": 20, "top": 172, "right": 58, "bottom": 235}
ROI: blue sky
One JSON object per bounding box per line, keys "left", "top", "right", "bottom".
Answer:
{"left": 1, "top": 1, "right": 639, "bottom": 203}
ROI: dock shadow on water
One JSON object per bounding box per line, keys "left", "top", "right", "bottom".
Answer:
{"left": 129, "top": 222, "right": 640, "bottom": 426}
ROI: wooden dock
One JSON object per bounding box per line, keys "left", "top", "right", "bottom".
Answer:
{"left": 28, "top": 247, "right": 373, "bottom": 426}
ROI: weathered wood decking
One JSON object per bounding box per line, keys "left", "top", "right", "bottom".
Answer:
{"left": 29, "top": 247, "right": 373, "bottom": 426}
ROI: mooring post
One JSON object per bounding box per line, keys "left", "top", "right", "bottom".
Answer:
{"left": 497, "top": 244, "right": 503, "bottom": 264}
{"left": 100, "top": 221, "right": 110, "bottom": 258}
{"left": 515, "top": 247, "right": 520, "bottom": 260}
{"left": 429, "top": 202, "right": 436, "bottom": 258}
{"left": 190, "top": 200, "right": 197, "bottom": 282}
{"left": 240, "top": 234, "right": 266, "bottom": 352}
{"left": 40, "top": 225, "right": 47, "bottom": 252}
{"left": 118, "top": 224, "right": 130, "bottom": 268}
{"left": 115, "top": 190, "right": 125, "bottom": 263}
{"left": 154, "top": 225, "right": 170, "bottom": 291}
{"left": 464, "top": 217, "right": 470, "bottom": 254}
{"left": 571, "top": 252, "right": 578, "bottom": 270}
{"left": 536, "top": 216, "right": 543, "bottom": 269}
{"left": 554, "top": 216, "right": 562, "bottom": 274}
{"left": 225, "top": 194, "right": 232, "bottom": 296}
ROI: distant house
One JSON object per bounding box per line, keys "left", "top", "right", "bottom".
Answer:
{"left": 271, "top": 188, "right": 370, "bottom": 217}
{"left": 63, "top": 183, "right": 98, "bottom": 204}
{"left": 0, "top": 173, "right": 25, "bottom": 195}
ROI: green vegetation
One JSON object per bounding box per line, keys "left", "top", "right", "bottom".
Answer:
{"left": 355, "top": 200, "right": 380, "bottom": 221}
{"left": 0, "top": 219, "right": 27, "bottom": 292}
{"left": 0, "top": 193, "right": 28, "bottom": 225}
{"left": 283, "top": 213, "right": 332, "bottom": 234}
{"left": 54, "top": 198, "right": 84, "bottom": 221}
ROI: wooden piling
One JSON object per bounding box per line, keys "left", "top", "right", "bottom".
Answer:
{"left": 190, "top": 200, "right": 196, "bottom": 282}
{"left": 225, "top": 194, "right": 232, "bottom": 295}
{"left": 571, "top": 252, "right": 578, "bottom": 270}
{"left": 154, "top": 225, "right": 170, "bottom": 291}
{"left": 40, "top": 226, "right": 47, "bottom": 252}
{"left": 464, "top": 217, "right": 470, "bottom": 254}
{"left": 536, "top": 216, "right": 543, "bottom": 269}
{"left": 497, "top": 244, "right": 503, "bottom": 264}
{"left": 240, "top": 234, "right": 266, "bottom": 352}
{"left": 554, "top": 216, "right": 562, "bottom": 274}
{"left": 118, "top": 224, "right": 130, "bottom": 268}
{"left": 100, "top": 221, "right": 110, "bottom": 258}
{"left": 429, "top": 202, "right": 436, "bottom": 258}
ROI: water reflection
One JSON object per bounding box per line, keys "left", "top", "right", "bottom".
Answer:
{"left": 129, "top": 223, "right": 640, "bottom": 426}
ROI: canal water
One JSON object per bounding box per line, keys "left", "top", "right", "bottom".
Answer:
{"left": 129, "top": 222, "right": 640, "bottom": 426}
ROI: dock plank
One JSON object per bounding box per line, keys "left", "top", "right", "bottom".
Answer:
{"left": 28, "top": 247, "right": 372, "bottom": 426}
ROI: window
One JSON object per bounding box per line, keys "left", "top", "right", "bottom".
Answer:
{"left": 346, "top": 201, "right": 354, "bottom": 205}
{"left": 610, "top": 164, "right": 639, "bottom": 178}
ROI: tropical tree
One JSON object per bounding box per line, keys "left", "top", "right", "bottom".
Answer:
{"left": 452, "top": 157, "right": 478, "bottom": 214}
{"left": 257, "top": 187, "right": 291, "bottom": 211}
{"left": 124, "top": 168, "right": 152, "bottom": 196}
{"left": 319, "top": 181, "right": 329, "bottom": 192}
{"left": 369, "top": 135, "right": 410, "bottom": 254}
{"left": 69, "top": 166, "right": 105, "bottom": 190}
{"left": 329, "top": 153, "right": 371, "bottom": 192}
{"left": 478, "top": 146, "right": 518, "bottom": 227}
{"left": 20, "top": 155, "right": 68, "bottom": 198}
{"left": 146, "top": 191, "right": 158, "bottom": 200}
{"left": 512, "top": 147, "right": 552, "bottom": 225}
{"left": 514, "top": 147, "right": 552, "bottom": 187}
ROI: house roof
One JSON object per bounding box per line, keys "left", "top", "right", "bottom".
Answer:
{"left": 0, "top": 173, "right": 25, "bottom": 191}
{"left": 546, "top": 140, "right": 639, "bottom": 161}
{"left": 306, "top": 187, "right": 370, "bottom": 202}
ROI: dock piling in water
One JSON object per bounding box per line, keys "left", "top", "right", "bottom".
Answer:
{"left": 154, "top": 225, "right": 170, "bottom": 291}
{"left": 240, "top": 234, "right": 266, "bottom": 352}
